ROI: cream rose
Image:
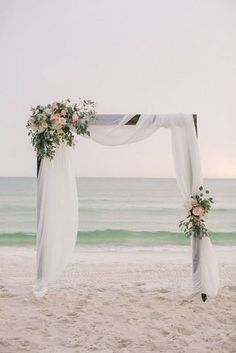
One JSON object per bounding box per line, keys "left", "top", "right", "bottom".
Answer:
{"left": 192, "top": 206, "right": 205, "bottom": 217}
{"left": 59, "top": 117, "right": 66, "bottom": 125}
{"left": 184, "top": 199, "right": 193, "bottom": 212}
{"left": 30, "top": 122, "right": 37, "bottom": 131}
{"left": 42, "top": 122, "right": 48, "bottom": 129}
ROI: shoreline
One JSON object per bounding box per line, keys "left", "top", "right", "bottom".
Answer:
{"left": 0, "top": 230, "right": 235, "bottom": 247}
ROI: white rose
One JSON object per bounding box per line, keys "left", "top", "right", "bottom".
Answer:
{"left": 45, "top": 108, "right": 52, "bottom": 115}
{"left": 59, "top": 117, "right": 66, "bottom": 125}
{"left": 184, "top": 199, "right": 194, "bottom": 212}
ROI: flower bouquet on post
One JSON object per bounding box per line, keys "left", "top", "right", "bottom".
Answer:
{"left": 26, "top": 98, "right": 96, "bottom": 161}
{"left": 179, "top": 186, "right": 214, "bottom": 239}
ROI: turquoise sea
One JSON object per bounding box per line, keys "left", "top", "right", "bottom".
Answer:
{"left": 0, "top": 178, "right": 235, "bottom": 246}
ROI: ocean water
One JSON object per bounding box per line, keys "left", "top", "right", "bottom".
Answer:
{"left": 0, "top": 177, "right": 235, "bottom": 246}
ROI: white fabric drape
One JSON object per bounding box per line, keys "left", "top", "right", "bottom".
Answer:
{"left": 89, "top": 114, "right": 219, "bottom": 296}
{"left": 35, "top": 114, "right": 219, "bottom": 297}
{"left": 169, "top": 116, "right": 220, "bottom": 297}
{"left": 35, "top": 145, "right": 78, "bottom": 297}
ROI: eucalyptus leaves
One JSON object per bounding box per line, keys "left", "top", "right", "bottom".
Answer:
{"left": 27, "top": 99, "right": 96, "bottom": 160}
{"left": 179, "top": 186, "right": 214, "bottom": 239}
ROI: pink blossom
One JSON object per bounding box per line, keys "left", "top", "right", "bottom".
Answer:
{"left": 51, "top": 113, "right": 61, "bottom": 124}
{"left": 51, "top": 101, "right": 58, "bottom": 109}
{"left": 61, "top": 110, "right": 66, "bottom": 116}
{"left": 192, "top": 206, "right": 205, "bottom": 218}
{"left": 72, "top": 112, "right": 78, "bottom": 122}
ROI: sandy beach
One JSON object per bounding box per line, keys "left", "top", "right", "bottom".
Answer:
{"left": 0, "top": 245, "right": 236, "bottom": 353}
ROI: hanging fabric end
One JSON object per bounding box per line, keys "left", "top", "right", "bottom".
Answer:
{"left": 33, "top": 284, "right": 48, "bottom": 298}
{"left": 201, "top": 293, "right": 207, "bottom": 302}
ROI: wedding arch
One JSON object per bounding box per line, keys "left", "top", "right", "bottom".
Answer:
{"left": 32, "top": 113, "right": 219, "bottom": 299}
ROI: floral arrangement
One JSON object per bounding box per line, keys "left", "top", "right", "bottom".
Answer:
{"left": 179, "top": 186, "right": 214, "bottom": 239}
{"left": 27, "top": 99, "right": 96, "bottom": 160}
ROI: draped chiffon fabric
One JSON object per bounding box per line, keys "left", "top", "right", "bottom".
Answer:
{"left": 35, "top": 114, "right": 219, "bottom": 297}
{"left": 34, "top": 145, "right": 78, "bottom": 297}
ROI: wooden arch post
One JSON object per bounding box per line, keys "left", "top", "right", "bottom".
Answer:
{"left": 123, "top": 114, "right": 197, "bottom": 135}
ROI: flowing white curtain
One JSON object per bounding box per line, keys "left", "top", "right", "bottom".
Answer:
{"left": 169, "top": 116, "right": 220, "bottom": 296}
{"left": 35, "top": 114, "right": 219, "bottom": 297}
{"left": 34, "top": 145, "right": 78, "bottom": 297}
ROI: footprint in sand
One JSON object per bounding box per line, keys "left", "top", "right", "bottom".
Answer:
{"left": 177, "top": 327, "right": 192, "bottom": 336}
{"left": 128, "top": 298, "right": 138, "bottom": 303}
{"left": 0, "top": 338, "right": 10, "bottom": 347}
{"left": 135, "top": 282, "right": 146, "bottom": 286}
{"left": 0, "top": 292, "right": 16, "bottom": 298}
{"left": 57, "top": 317, "right": 72, "bottom": 324}
{"left": 0, "top": 286, "right": 8, "bottom": 292}
{"left": 180, "top": 299, "right": 192, "bottom": 305}
{"left": 117, "top": 338, "right": 132, "bottom": 348}
{"left": 161, "top": 329, "right": 170, "bottom": 336}
{"left": 227, "top": 286, "right": 236, "bottom": 292}
{"left": 154, "top": 295, "right": 166, "bottom": 301}
{"left": 156, "top": 289, "right": 170, "bottom": 294}
{"left": 67, "top": 311, "right": 78, "bottom": 317}
{"left": 19, "top": 339, "right": 31, "bottom": 347}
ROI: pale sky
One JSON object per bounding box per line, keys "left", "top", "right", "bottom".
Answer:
{"left": 0, "top": 0, "right": 236, "bottom": 178}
